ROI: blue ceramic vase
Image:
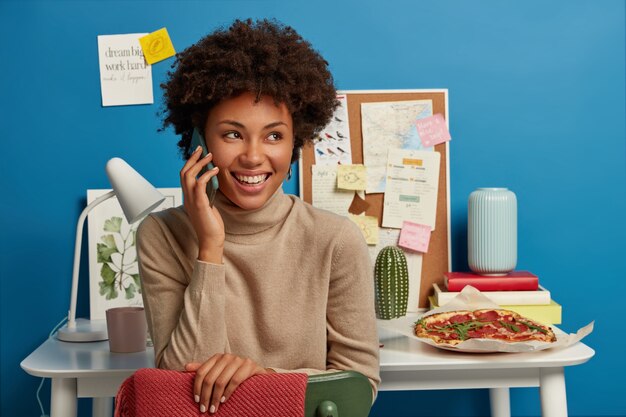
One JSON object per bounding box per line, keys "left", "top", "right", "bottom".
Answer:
{"left": 468, "top": 188, "right": 517, "bottom": 276}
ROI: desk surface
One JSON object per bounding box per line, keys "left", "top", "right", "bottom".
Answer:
{"left": 22, "top": 325, "right": 594, "bottom": 379}
{"left": 21, "top": 338, "right": 155, "bottom": 378}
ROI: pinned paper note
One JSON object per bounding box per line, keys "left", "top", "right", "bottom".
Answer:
{"left": 382, "top": 149, "right": 440, "bottom": 230}
{"left": 415, "top": 113, "right": 451, "bottom": 147}
{"left": 97, "top": 34, "right": 153, "bottom": 106}
{"left": 314, "top": 95, "right": 352, "bottom": 165}
{"left": 348, "top": 214, "right": 379, "bottom": 245}
{"left": 337, "top": 164, "right": 367, "bottom": 190}
{"left": 311, "top": 165, "right": 353, "bottom": 216}
{"left": 398, "top": 221, "right": 431, "bottom": 253}
{"left": 361, "top": 100, "right": 433, "bottom": 193}
{"left": 139, "top": 28, "right": 176, "bottom": 65}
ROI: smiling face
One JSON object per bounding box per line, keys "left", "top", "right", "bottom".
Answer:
{"left": 203, "top": 92, "right": 294, "bottom": 210}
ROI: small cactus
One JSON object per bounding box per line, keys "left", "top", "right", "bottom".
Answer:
{"left": 374, "top": 246, "right": 409, "bottom": 319}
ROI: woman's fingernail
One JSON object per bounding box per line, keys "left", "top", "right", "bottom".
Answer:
{"left": 194, "top": 395, "right": 200, "bottom": 403}
{"left": 220, "top": 396, "right": 226, "bottom": 403}
{"left": 203, "top": 152, "right": 212, "bottom": 158}
{"left": 200, "top": 404, "right": 206, "bottom": 413}
{"left": 210, "top": 405, "right": 216, "bottom": 414}
{"left": 195, "top": 146, "right": 202, "bottom": 153}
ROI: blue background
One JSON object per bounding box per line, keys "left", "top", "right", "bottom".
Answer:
{"left": 1, "top": 1, "right": 624, "bottom": 416}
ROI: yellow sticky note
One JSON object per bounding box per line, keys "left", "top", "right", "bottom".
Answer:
{"left": 402, "top": 158, "right": 423, "bottom": 166}
{"left": 349, "top": 214, "right": 379, "bottom": 245}
{"left": 139, "top": 28, "right": 176, "bottom": 65}
{"left": 337, "top": 164, "right": 367, "bottom": 191}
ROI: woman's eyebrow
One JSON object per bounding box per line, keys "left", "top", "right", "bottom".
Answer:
{"left": 217, "top": 120, "right": 288, "bottom": 129}
{"left": 263, "top": 121, "right": 288, "bottom": 129}
{"left": 218, "top": 120, "right": 245, "bottom": 128}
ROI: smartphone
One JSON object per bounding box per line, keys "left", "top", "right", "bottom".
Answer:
{"left": 190, "top": 128, "right": 219, "bottom": 206}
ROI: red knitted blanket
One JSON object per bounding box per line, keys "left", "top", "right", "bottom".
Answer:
{"left": 115, "top": 368, "right": 307, "bottom": 417}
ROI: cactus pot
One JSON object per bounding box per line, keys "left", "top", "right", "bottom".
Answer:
{"left": 374, "top": 246, "right": 409, "bottom": 319}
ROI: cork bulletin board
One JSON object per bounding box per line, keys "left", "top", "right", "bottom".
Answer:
{"left": 299, "top": 90, "right": 451, "bottom": 308}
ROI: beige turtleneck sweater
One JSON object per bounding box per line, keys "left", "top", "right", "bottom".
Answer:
{"left": 136, "top": 187, "right": 380, "bottom": 393}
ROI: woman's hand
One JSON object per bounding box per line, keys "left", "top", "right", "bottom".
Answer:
{"left": 185, "top": 353, "right": 270, "bottom": 414}
{"left": 180, "top": 146, "right": 225, "bottom": 264}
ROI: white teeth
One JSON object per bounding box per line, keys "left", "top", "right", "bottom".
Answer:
{"left": 235, "top": 174, "right": 268, "bottom": 185}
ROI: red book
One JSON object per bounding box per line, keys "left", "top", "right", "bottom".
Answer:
{"left": 444, "top": 271, "right": 539, "bottom": 292}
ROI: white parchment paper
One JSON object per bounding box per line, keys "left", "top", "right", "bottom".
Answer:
{"left": 384, "top": 286, "right": 594, "bottom": 353}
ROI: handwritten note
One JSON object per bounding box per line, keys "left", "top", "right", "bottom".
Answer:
{"left": 415, "top": 113, "right": 451, "bottom": 147}
{"left": 382, "top": 149, "right": 440, "bottom": 230}
{"left": 139, "top": 28, "right": 176, "bottom": 65}
{"left": 337, "top": 164, "right": 367, "bottom": 190}
{"left": 398, "top": 221, "right": 431, "bottom": 253}
{"left": 348, "top": 214, "right": 379, "bottom": 245}
{"left": 311, "top": 165, "right": 353, "bottom": 216}
{"left": 97, "top": 34, "right": 153, "bottom": 106}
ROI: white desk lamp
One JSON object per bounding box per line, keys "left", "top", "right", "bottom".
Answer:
{"left": 57, "top": 157, "right": 165, "bottom": 342}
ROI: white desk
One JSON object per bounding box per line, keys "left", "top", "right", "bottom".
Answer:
{"left": 21, "top": 327, "right": 594, "bottom": 417}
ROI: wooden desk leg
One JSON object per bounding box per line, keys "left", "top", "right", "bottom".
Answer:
{"left": 539, "top": 367, "right": 567, "bottom": 417}
{"left": 93, "top": 397, "right": 113, "bottom": 417}
{"left": 50, "top": 378, "right": 77, "bottom": 417}
{"left": 489, "top": 388, "right": 511, "bottom": 417}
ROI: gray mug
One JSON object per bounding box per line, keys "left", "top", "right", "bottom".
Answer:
{"left": 105, "top": 307, "right": 147, "bottom": 353}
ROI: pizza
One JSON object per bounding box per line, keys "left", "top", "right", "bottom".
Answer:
{"left": 414, "top": 309, "right": 556, "bottom": 346}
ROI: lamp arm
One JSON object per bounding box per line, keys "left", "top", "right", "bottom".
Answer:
{"left": 67, "top": 190, "right": 116, "bottom": 328}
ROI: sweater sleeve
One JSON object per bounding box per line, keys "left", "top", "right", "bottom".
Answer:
{"left": 136, "top": 214, "right": 230, "bottom": 370}
{"left": 325, "top": 219, "right": 381, "bottom": 395}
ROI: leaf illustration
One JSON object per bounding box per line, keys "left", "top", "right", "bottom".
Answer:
{"left": 100, "top": 263, "right": 117, "bottom": 285}
{"left": 99, "top": 280, "right": 118, "bottom": 300}
{"left": 101, "top": 234, "right": 117, "bottom": 248}
{"left": 125, "top": 283, "right": 136, "bottom": 299}
{"left": 123, "top": 246, "right": 137, "bottom": 266}
{"left": 99, "top": 234, "right": 118, "bottom": 258}
{"left": 109, "top": 253, "right": 122, "bottom": 272}
{"left": 97, "top": 216, "right": 141, "bottom": 304}
{"left": 97, "top": 241, "right": 118, "bottom": 263}
{"left": 104, "top": 217, "right": 122, "bottom": 233}
{"left": 131, "top": 274, "right": 142, "bottom": 294}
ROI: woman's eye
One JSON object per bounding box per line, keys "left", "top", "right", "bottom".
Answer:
{"left": 224, "top": 132, "right": 241, "bottom": 139}
{"left": 268, "top": 132, "right": 282, "bottom": 141}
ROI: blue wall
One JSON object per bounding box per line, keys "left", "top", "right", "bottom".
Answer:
{"left": 1, "top": 1, "right": 624, "bottom": 416}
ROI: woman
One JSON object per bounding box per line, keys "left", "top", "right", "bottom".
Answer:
{"left": 137, "top": 19, "right": 380, "bottom": 415}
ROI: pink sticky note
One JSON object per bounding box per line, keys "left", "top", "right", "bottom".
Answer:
{"left": 398, "top": 221, "right": 431, "bottom": 253}
{"left": 415, "top": 113, "right": 451, "bottom": 147}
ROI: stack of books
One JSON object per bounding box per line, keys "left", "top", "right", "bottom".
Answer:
{"left": 429, "top": 271, "right": 561, "bottom": 325}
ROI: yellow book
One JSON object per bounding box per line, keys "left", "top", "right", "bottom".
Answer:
{"left": 428, "top": 296, "right": 562, "bottom": 325}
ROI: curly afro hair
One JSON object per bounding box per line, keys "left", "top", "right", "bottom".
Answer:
{"left": 161, "top": 18, "right": 338, "bottom": 162}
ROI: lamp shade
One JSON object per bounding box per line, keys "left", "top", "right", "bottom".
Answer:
{"left": 106, "top": 157, "right": 166, "bottom": 224}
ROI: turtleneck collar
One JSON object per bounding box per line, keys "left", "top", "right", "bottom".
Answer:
{"left": 214, "top": 186, "right": 293, "bottom": 239}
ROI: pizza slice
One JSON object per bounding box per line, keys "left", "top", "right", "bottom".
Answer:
{"left": 414, "top": 309, "right": 556, "bottom": 346}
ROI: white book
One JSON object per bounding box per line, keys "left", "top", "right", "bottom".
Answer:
{"left": 433, "top": 283, "right": 551, "bottom": 306}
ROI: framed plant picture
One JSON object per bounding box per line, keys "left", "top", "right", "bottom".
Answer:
{"left": 87, "top": 187, "right": 182, "bottom": 320}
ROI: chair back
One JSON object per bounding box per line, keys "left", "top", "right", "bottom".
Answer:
{"left": 114, "top": 368, "right": 371, "bottom": 417}
{"left": 305, "top": 371, "right": 372, "bottom": 417}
